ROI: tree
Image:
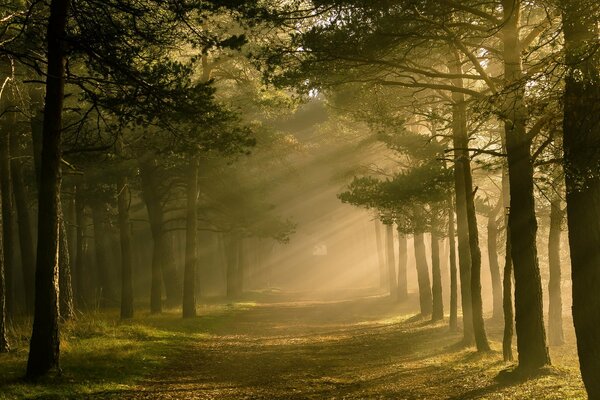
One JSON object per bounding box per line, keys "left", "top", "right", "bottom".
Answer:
{"left": 561, "top": 0, "right": 600, "bottom": 396}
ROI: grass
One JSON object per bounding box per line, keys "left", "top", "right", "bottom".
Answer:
{"left": 0, "top": 292, "right": 588, "bottom": 399}
{"left": 0, "top": 303, "right": 252, "bottom": 399}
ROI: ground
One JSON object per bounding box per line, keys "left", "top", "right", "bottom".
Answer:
{"left": 0, "top": 290, "right": 587, "bottom": 399}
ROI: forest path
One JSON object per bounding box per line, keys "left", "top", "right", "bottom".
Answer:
{"left": 98, "top": 291, "right": 583, "bottom": 400}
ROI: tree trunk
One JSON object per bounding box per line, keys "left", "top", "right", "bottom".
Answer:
{"left": 58, "top": 203, "right": 74, "bottom": 320}
{"left": 501, "top": 0, "right": 550, "bottom": 370}
{"left": 139, "top": 160, "right": 166, "bottom": 313}
{"left": 561, "top": 1, "right": 600, "bottom": 395}
{"left": 431, "top": 232, "right": 443, "bottom": 321}
{"left": 448, "top": 58, "right": 474, "bottom": 345}
{"left": 0, "top": 110, "right": 15, "bottom": 318}
{"left": 487, "top": 203, "right": 503, "bottom": 320}
{"left": 74, "top": 183, "right": 87, "bottom": 308}
{"left": 385, "top": 224, "right": 397, "bottom": 299}
{"left": 503, "top": 213, "right": 514, "bottom": 362}
{"left": 374, "top": 219, "right": 386, "bottom": 289}
{"left": 183, "top": 158, "right": 198, "bottom": 318}
{"left": 237, "top": 238, "right": 245, "bottom": 295}
{"left": 10, "top": 130, "right": 36, "bottom": 315}
{"left": 26, "top": 0, "right": 70, "bottom": 379}
{"left": 413, "top": 232, "right": 432, "bottom": 316}
{"left": 448, "top": 197, "right": 458, "bottom": 331}
{"left": 117, "top": 176, "right": 134, "bottom": 319}
{"left": 0, "top": 179, "right": 9, "bottom": 352}
{"left": 91, "top": 202, "right": 115, "bottom": 308}
{"left": 547, "top": 199, "right": 564, "bottom": 346}
{"left": 397, "top": 226, "right": 408, "bottom": 300}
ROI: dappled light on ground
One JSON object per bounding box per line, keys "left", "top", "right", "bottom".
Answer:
{"left": 1, "top": 291, "right": 580, "bottom": 399}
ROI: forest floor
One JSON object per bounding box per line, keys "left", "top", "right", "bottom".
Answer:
{"left": 0, "top": 289, "right": 587, "bottom": 399}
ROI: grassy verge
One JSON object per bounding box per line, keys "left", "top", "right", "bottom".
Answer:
{"left": 0, "top": 303, "right": 255, "bottom": 400}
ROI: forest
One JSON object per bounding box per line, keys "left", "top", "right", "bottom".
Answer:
{"left": 0, "top": 0, "right": 598, "bottom": 399}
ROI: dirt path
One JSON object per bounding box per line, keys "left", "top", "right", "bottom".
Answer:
{"left": 99, "top": 292, "right": 584, "bottom": 399}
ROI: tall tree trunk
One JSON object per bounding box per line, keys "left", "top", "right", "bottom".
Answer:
{"left": 183, "top": 158, "right": 198, "bottom": 318}
{"left": 0, "top": 109, "right": 15, "bottom": 318}
{"left": 547, "top": 198, "right": 564, "bottom": 346}
{"left": 503, "top": 213, "right": 514, "bottom": 362}
{"left": 117, "top": 176, "right": 133, "bottom": 319}
{"left": 448, "top": 197, "right": 458, "bottom": 331}
{"left": 26, "top": 0, "right": 70, "bottom": 378}
{"left": 501, "top": 0, "right": 550, "bottom": 370}
{"left": 139, "top": 160, "right": 165, "bottom": 313}
{"left": 448, "top": 58, "right": 474, "bottom": 345}
{"left": 91, "top": 202, "right": 115, "bottom": 308}
{"left": 0, "top": 176, "right": 9, "bottom": 352}
{"left": 58, "top": 204, "right": 74, "bottom": 320}
{"left": 431, "top": 232, "right": 443, "bottom": 321}
{"left": 396, "top": 226, "right": 408, "bottom": 300}
{"left": 374, "top": 219, "right": 386, "bottom": 289}
{"left": 74, "top": 183, "right": 86, "bottom": 308}
{"left": 385, "top": 224, "right": 397, "bottom": 299}
{"left": 561, "top": 1, "right": 600, "bottom": 395}
{"left": 487, "top": 202, "right": 503, "bottom": 320}
{"left": 413, "top": 232, "right": 432, "bottom": 316}
{"left": 10, "top": 130, "right": 35, "bottom": 315}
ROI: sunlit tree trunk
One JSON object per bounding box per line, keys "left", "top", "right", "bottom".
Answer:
{"left": 225, "top": 234, "right": 240, "bottom": 298}
{"left": 374, "top": 219, "right": 386, "bottom": 289}
{"left": 431, "top": 232, "right": 443, "bottom": 321}
{"left": 501, "top": 0, "right": 550, "bottom": 369}
{"left": 448, "top": 58, "right": 474, "bottom": 345}
{"left": 413, "top": 232, "right": 432, "bottom": 316}
{"left": 561, "top": 0, "right": 600, "bottom": 395}
{"left": 385, "top": 223, "right": 397, "bottom": 299}
{"left": 58, "top": 204, "right": 74, "bottom": 320}
{"left": 397, "top": 226, "right": 408, "bottom": 300}
{"left": 183, "top": 158, "right": 198, "bottom": 318}
{"left": 547, "top": 198, "right": 563, "bottom": 346}
{"left": 487, "top": 202, "right": 503, "bottom": 320}
{"left": 503, "top": 212, "right": 514, "bottom": 362}
{"left": 448, "top": 197, "right": 458, "bottom": 331}
{"left": 26, "top": 0, "right": 70, "bottom": 378}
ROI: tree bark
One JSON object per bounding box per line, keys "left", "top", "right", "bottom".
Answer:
{"left": 10, "top": 130, "right": 35, "bottom": 315}
{"left": 487, "top": 202, "right": 503, "bottom": 320}
{"left": 58, "top": 203, "right": 74, "bottom": 320}
{"left": 183, "top": 158, "right": 198, "bottom": 318}
{"left": 0, "top": 108, "right": 15, "bottom": 318}
{"left": 74, "top": 183, "right": 87, "bottom": 308}
{"left": 91, "top": 202, "right": 115, "bottom": 308}
{"left": 501, "top": 0, "right": 550, "bottom": 370}
{"left": 117, "top": 176, "right": 134, "bottom": 319}
{"left": 503, "top": 212, "right": 514, "bottom": 362}
{"left": 431, "top": 232, "right": 443, "bottom": 321}
{"left": 374, "top": 219, "right": 386, "bottom": 289}
{"left": 448, "top": 197, "right": 458, "bottom": 331}
{"left": 26, "top": 0, "right": 70, "bottom": 378}
{"left": 413, "top": 232, "right": 432, "bottom": 316}
{"left": 0, "top": 177, "right": 9, "bottom": 352}
{"left": 561, "top": 0, "right": 600, "bottom": 395}
{"left": 448, "top": 58, "right": 474, "bottom": 344}
{"left": 396, "top": 226, "right": 408, "bottom": 300}
{"left": 547, "top": 198, "right": 564, "bottom": 346}
{"left": 385, "top": 223, "right": 397, "bottom": 299}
